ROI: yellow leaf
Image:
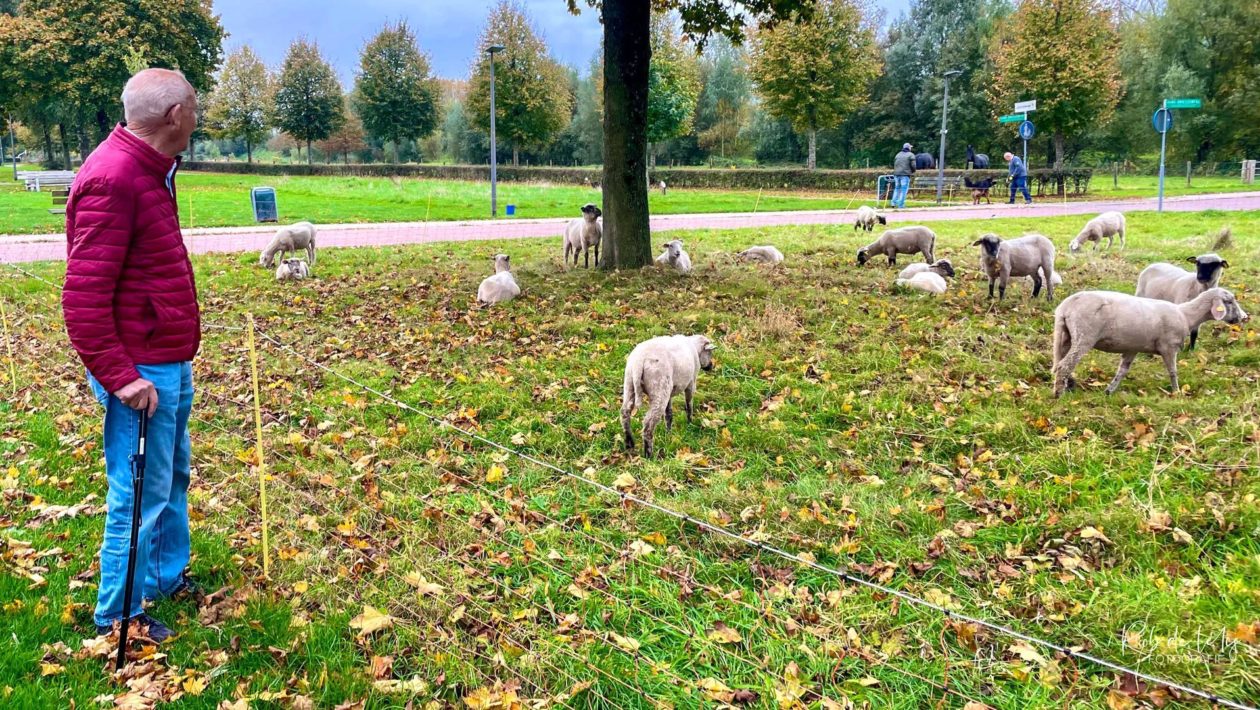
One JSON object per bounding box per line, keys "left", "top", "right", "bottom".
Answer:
{"left": 609, "top": 632, "right": 640, "bottom": 653}
{"left": 485, "top": 464, "right": 505, "bottom": 483}
{"left": 707, "top": 622, "right": 743, "bottom": 644}
{"left": 628, "top": 540, "right": 655, "bottom": 557}
{"left": 348, "top": 605, "right": 396, "bottom": 636}
{"left": 39, "top": 662, "right": 63, "bottom": 677}
{"left": 698, "top": 677, "right": 734, "bottom": 703}
{"left": 1105, "top": 690, "right": 1136, "bottom": 710}
{"left": 182, "top": 673, "right": 207, "bottom": 696}
{"left": 641, "top": 531, "right": 667, "bottom": 546}
{"left": 293, "top": 581, "right": 309, "bottom": 595}
{"left": 612, "top": 472, "right": 636, "bottom": 491}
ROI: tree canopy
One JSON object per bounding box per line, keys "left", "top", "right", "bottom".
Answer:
{"left": 274, "top": 39, "right": 345, "bottom": 165}
{"left": 205, "top": 45, "right": 274, "bottom": 163}
{"left": 354, "top": 21, "right": 441, "bottom": 163}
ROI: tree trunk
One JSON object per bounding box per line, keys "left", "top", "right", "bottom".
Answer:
{"left": 512, "top": 146, "right": 519, "bottom": 167}
{"left": 58, "top": 124, "right": 72, "bottom": 170}
{"left": 77, "top": 126, "right": 91, "bottom": 164}
{"left": 95, "top": 110, "right": 111, "bottom": 145}
{"left": 343, "top": 151, "right": 349, "bottom": 165}
{"left": 42, "top": 126, "right": 54, "bottom": 168}
{"left": 247, "top": 137, "right": 253, "bottom": 164}
{"left": 807, "top": 128, "right": 817, "bottom": 171}
{"left": 600, "top": 0, "right": 653, "bottom": 270}
{"left": 307, "top": 138, "right": 313, "bottom": 166}
{"left": 1053, "top": 132, "right": 1064, "bottom": 171}
{"left": 392, "top": 139, "right": 400, "bottom": 164}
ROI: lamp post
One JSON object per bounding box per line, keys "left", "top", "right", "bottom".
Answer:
{"left": 487, "top": 44, "right": 505, "bottom": 217}
{"left": 936, "top": 70, "right": 962, "bottom": 205}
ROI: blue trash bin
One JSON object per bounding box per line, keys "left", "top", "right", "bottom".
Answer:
{"left": 505, "top": 204, "right": 516, "bottom": 216}
{"left": 251, "top": 187, "right": 278, "bottom": 223}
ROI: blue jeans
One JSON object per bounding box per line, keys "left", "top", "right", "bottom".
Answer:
{"left": 1009, "top": 176, "right": 1031, "bottom": 203}
{"left": 87, "top": 362, "right": 194, "bottom": 626}
{"left": 892, "top": 176, "right": 910, "bottom": 208}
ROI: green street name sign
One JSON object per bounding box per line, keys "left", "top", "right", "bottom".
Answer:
{"left": 998, "top": 114, "right": 1024, "bottom": 123}
{"left": 1165, "top": 98, "right": 1202, "bottom": 109}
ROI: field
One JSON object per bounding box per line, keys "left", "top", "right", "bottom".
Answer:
{"left": 2, "top": 170, "right": 1255, "bottom": 236}
{"left": 2, "top": 211, "right": 1258, "bottom": 709}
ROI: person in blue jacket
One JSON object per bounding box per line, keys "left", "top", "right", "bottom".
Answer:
{"left": 1005, "top": 151, "right": 1031, "bottom": 204}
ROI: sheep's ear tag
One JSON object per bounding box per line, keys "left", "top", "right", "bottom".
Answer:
{"left": 1213, "top": 303, "right": 1227, "bottom": 319}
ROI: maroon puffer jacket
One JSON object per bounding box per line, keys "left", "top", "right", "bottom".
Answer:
{"left": 62, "top": 125, "right": 200, "bottom": 393}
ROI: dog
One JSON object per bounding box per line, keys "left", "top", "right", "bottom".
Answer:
{"left": 964, "top": 176, "right": 994, "bottom": 205}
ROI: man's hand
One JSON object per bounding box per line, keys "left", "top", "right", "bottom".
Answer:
{"left": 115, "top": 378, "right": 158, "bottom": 416}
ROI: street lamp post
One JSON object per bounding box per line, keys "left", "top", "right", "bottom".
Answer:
{"left": 936, "top": 70, "right": 962, "bottom": 205}
{"left": 487, "top": 44, "right": 505, "bottom": 218}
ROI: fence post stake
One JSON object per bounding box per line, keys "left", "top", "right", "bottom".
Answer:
{"left": 0, "top": 294, "right": 16, "bottom": 396}
{"left": 245, "top": 313, "right": 271, "bottom": 579}
{"left": 1186, "top": 161, "right": 1191, "bottom": 187}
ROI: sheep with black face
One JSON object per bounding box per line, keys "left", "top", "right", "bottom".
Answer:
{"left": 1135, "top": 253, "right": 1229, "bottom": 349}
{"left": 973, "top": 232, "right": 1057, "bottom": 301}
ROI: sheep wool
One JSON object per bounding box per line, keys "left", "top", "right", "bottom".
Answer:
{"left": 260, "top": 221, "right": 317, "bottom": 268}
{"left": 738, "top": 246, "right": 785, "bottom": 264}
{"left": 563, "top": 203, "right": 602, "bottom": 268}
{"left": 477, "top": 254, "right": 521, "bottom": 305}
{"left": 857, "top": 226, "right": 936, "bottom": 266}
{"left": 1070, "top": 212, "right": 1126, "bottom": 253}
{"left": 655, "top": 239, "right": 693, "bottom": 274}
{"left": 621, "top": 334, "right": 715, "bottom": 457}
{"left": 896, "top": 271, "right": 948, "bottom": 294}
{"left": 1135, "top": 253, "right": 1228, "bottom": 349}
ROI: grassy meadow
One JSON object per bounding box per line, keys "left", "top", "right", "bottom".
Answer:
{"left": 1, "top": 210, "right": 1258, "bottom": 708}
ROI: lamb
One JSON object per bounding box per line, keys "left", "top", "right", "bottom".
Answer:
{"left": 1052, "top": 288, "right": 1248, "bottom": 397}
{"left": 620, "top": 334, "right": 715, "bottom": 457}
{"left": 737, "top": 245, "right": 784, "bottom": 264}
{"left": 477, "top": 254, "right": 521, "bottom": 305}
{"left": 1070, "top": 212, "right": 1126, "bottom": 253}
{"left": 655, "top": 239, "right": 693, "bottom": 274}
{"left": 260, "top": 221, "right": 317, "bottom": 268}
{"left": 659, "top": 180, "right": 668, "bottom": 195}
{"left": 896, "top": 259, "right": 955, "bottom": 281}
{"left": 853, "top": 205, "right": 887, "bottom": 232}
{"left": 857, "top": 226, "right": 936, "bottom": 266}
{"left": 1135, "top": 254, "right": 1228, "bottom": 349}
{"left": 274, "top": 259, "right": 311, "bottom": 281}
{"left": 972, "top": 232, "right": 1056, "bottom": 300}
{"left": 563, "top": 203, "right": 602, "bottom": 268}
{"left": 895, "top": 271, "right": 948, "bottom": 295}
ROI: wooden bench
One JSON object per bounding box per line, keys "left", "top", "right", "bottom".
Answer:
{"left": 49, "top": 187, "right": 69, "bottom": 215}
{"left": 20, "top": 170, "right": 76, "bottom": 191}
{"left": 910, "top": 175, "right": 964, "bottom": 197}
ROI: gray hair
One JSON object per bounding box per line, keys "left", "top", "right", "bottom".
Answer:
{"left": 121, "top": 68, "right": 195, "bottom": 127}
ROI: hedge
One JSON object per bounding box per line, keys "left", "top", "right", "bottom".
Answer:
{"left": 183, "top": 161, "right": 1093, "bottom": 195}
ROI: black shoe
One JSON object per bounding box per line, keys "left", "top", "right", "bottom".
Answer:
{"left": 168, "top": 574, "right": 203, "bottom": 603}
{"left": 96, "top": 613, "right": 174, "bottom": 643}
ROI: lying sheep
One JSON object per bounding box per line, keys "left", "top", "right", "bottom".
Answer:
{"left": 1135, "top": 254, "right": 1228, "bottom": 349}
{"left": 477, "top": 254, "right": 521, "bottom": 305}
{"left": 563, "top": 203, "right": 602, "bottom": 268}
{"left": 260, "top": 221, "right": 317, "bottom": 268}
{"left": 620, "top": 334, "right": 715, "bottom": 457}
{"left": 1052, "top": 288, "right": 1248, "bottom": 397}
{"left": 972, "top": 232, "right": 1056, "bottom": 300}
{"left": 853, "top": 205, "right": 887, "bottom": 232}
{"left": 1070, "top": 211, "right": 1126, "bottom": 253}
{"left": 896, "top": 271, "right": 948, "bottom": 295}
{"left": 737, "top": 245, "right": 784, "bottom": 264}
{"left": 857, "top": 226, "right": 936, "bottom": 266}
{"left": 897, "top": 259, "right": 955, "bottom": 280}
{"left": 275, "top": 259, "right": 311, "bottom": 281}
{"left": 655, "top": 239, "right": 693, "bottom": 274}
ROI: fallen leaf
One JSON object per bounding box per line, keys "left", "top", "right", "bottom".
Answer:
{"left": 348, "top": 605, "right": 395, "bottom": 637}
{"left": 612, "top": 473, "right": 636, "bottom": 491}
{"left": 707, "top": 622, "right": 743, "bottom": 645}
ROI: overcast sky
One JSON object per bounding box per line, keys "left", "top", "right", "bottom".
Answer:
{"left": 215, "top": 0, "right": 912, "bottom": 84}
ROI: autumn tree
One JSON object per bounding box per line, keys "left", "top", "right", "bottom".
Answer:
{"left": 466, "top": 2, "right": 572, "bottom": 166}
{"left": 317, "top": 96, "right": 368, "bottom": 164}
{"left": 646, "top": 14, "right": 701, "bottom": 166}
{"left": 751, "top": 0, "right": 880, "bottom": 170}
{"left": 990, "top": 0, "right": 1123, "bottom": 169}
{"left": 354, "top": 22, "right": 440, "bottom": 164}
{"left": 205, "top": 45, "right": 274, "bottom": 163}
{"left": 696, "top": 36, "right": 752, "bottom": 159}
{"left": 274, "top": 39, "right": 345, "bottom": 165}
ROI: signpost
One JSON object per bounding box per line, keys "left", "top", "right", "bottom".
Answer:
{"left": 1154, "top": 98, "right": 1201, "bottom": 212}
{"left": 1012, "top": 100, "right": 1037, "bottom": 168}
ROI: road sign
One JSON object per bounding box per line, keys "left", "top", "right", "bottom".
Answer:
{"left": 998, "top": 114, "right": 1023, "bottom": 123}
{"left": 1018, "top": 120, "right": 1036, "bottom": 141}
{"left": 1013, "top": 100, "right": 1038, "bottom": 113}
{"left": 1152, "top": 108, "right": 1173, "bottom": 133}
{"left": 1165, "top": 98, "right": 1201, "bottom": 109}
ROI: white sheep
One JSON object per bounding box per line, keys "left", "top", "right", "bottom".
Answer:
{"left": 857, "top": 226, "right": 935, "bottom": 266}
{"left": 737, "top": 245, "right": 784, "bottom": 264}
{"left": 260, "top": 221, "right": 317, "bottom": 268}
{"left": 655, "top": 239, "right": 692, "bottom": 274}
{"left": 274, "top": 259, "right": 311, "bottom": 281}
{"left": 1052, "top": 288, "right": 1248, "bottom": 397}
{"left": 895, "top": 271, "right": 948, "bottom": 295}
{"left": 477, "top": 254, "right": 521, "bottom": 305}
{"left": 972, "top": 232, "right": 1057, "bottom": 300}
{"left": 853, "top": 205, "right": 887, "bottom": 233}
{"left": 563, "top": 203, "right": 602, "bottom": 268}
{"left": 1135, "top": 254, "right": 1228, "bottom": 349}
{"left": 1070, "top": 212, "right": 1126, "bottom": 253}
{"left": 896, "top": 259, "right": 955, "bottom": 281}
{"left": 620, "top": 334, "right": 715, "bottom": 457}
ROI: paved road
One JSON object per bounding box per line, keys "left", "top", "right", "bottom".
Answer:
{"left": 4, "top": 191, "right": 1260, "bottom": 264}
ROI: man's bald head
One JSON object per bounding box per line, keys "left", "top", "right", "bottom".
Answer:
{"left": 121, "top": 68, "right": 196, "bottom": 128}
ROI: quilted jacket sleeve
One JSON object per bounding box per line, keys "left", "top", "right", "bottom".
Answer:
{"left": 62, "top": 176, "right": 140, "bottom": 393}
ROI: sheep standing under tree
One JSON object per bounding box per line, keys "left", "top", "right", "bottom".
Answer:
{"left": 563, "top": 204, "right": 602, "bottom": 268}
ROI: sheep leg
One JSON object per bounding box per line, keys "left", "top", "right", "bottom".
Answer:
{"left": 565, "top": 243, "right": 573, "bottom": 267}
{"left": 685, "top": 385, "right": 694, "bottom": 423}
{"left": 594, "top": 243, "right": 600, "bottom": 267}
{"left": 307, "top": 240, "right": 316, "bottom": 265}
{"left": 887, "top": 254, "right": 896, "bottom": 266}
{"left": 1161, "top": 350, "right": 1180, "bottom": 394}
{"left": 665, "top": 401, "right": 674, "bottom": 431}
{"left": 584, "top": 248, "right": 590, "bottom": 269}
{"left": 1052, "top": 346, "right": 1090, "bottom": 398}
{"left": 1187, "top": 326, "right": 1199, "bottom": 350}
{"left": 987, "top": 278, "right": 996, "bottom": 299}
{"left": 998, "top": 268, "right": 1010, "bottom": 300}
{"left": 642, "top": 404, "right": 665, "bottom": 458}
{"left": 1104, "top": 353, "right": 1136, "bottom": 395}
{"left": 621, "top": 399, "right": 636, "bottom": 449}
{"left": 1030, "top": 274, "right": 1043, "bottom": 298}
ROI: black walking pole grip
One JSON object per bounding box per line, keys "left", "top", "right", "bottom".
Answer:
{"left": 115, "top": 409, "right": 148, "bottom": 671}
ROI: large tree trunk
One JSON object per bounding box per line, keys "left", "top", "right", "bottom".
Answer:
{"left": 58, "top": 124, "right": 72, "bottom": 170}
{"left": 307, "top": 138, "right": 313, "bottom": 166}
{"left": 77, "top": 126, "right": 91, "bottom": 164}
{"left": 42, "top": 126, "right": 55, "bottom": 168}
{"left": 392, "top": 139, "right": 400, "bottom": 164}
{"left": 807, "top": 128, "right": 817, "bottom": 171}
{"left": 600, "top": 0, "right": 652, "bottom": 270}
{"left": 512, "top": 146, "right": 519, "bottom": 167}
{"left": 247, "top": 137, "right": 253, "bottom": 164}
{"left": 1053, "top": 131, "right": 1065, "bottom": 171}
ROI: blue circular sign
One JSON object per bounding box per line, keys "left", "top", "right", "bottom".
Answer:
{"left": 1152, "top": 108, "right": 1173, "bottom": 133}
{"left": 1018, "top": 120, "right": 1036, "bottom": 140}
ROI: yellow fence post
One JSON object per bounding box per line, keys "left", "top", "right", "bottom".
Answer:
{"left": 0, "top": 294, "right": 16, "bottom": 396}
{"left": 245, "top": 313, "right": 271, "bottom": 579}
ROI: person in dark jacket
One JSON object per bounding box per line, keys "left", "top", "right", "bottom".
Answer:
{"left": 891, "top": 143, "right": 915, "bottom": 208}
{"left": 63, "top": 69, "right": 201, "bottom": 643}
{"left": 1005, "top": 151, "right": 1031, "bottom": 204}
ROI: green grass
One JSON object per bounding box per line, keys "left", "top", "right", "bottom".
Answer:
{"left": 2, "top": 210, "right": 1259, "bottom": 708}
{"left": 1090, "top": 173, "right": 1257, "bottom": 200}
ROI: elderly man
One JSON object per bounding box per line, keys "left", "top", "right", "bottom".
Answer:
{"left": 891, "top": 142, "right": 915, "bottom": 209}
{"left": 1005, "top": 151, "right": 1031, "bottom": 205}
{"left": 63, "top": 68, "right": 202, "bottom": 642}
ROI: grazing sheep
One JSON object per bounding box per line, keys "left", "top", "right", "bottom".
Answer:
{"left": 972, "top": 232, "right": 1056, "bottom": 300}
{"left": 655, "top": 239, "right": 693, "bottom": 274}
{"left": 1052, "top": 288, "right": 1249, "bottom": 397}
{"left": 897, "top": 259, "right": 955, "bottom": 280}
{"left": 563, "top": 203, "right": 602, "bottom": 268}
{"left": 260, "top": 221, "right": 317, "bottom": 268}
{"left": 857, "top": 226, "right": 936, "bottom": 266}
{"left": 1070, "top": 212, "right": 1126, "bottom": 253}
{"left": 620, "top": 335, "right": 715, "bottom": 457}
{"left": 737, "top": 245, "right": 784, "bottom": 264}
{"left": 896, "top": 271, "right": 948, "bottom": 295}
{"left": 477, "top": 254, "right": 521, "bottom": 305}
{"left": 274, "top": 259, "right": 311, "bottom": 281}
{"left": 1135, "top": 254, "right": 1228, "bottom": 349}
{"left": 853, "top": 205, "right": 888, "bottom": 232}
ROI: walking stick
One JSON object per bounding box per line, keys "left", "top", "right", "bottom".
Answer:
{"left": 115, "top": 409, "right": 148, "bottom": 671}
